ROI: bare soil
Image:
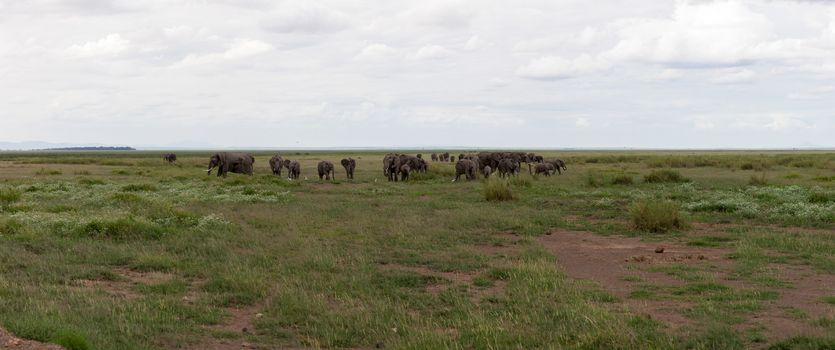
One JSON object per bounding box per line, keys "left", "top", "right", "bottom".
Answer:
{"left": 0, "top": 328, "right": 62, "bottom": 350}
{"left": 537, "top": 230, "right": 835, "bottom": 343}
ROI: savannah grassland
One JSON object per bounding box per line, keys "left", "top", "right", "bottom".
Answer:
{"left": 0, "top": 150, "right": 833, "bottom": 350}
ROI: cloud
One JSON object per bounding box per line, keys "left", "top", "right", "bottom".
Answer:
{"left": 356, "top": 43, "right": 398, "bottom": 61}
{"left": 65, "top": 34, "right": 131, "bottom": 58}
{"left": 575, "top": 117, "right": 591, "bottom": 128}
{"left": 414, "top": 45, "right": 453, "bottom": 60}
{"left": 605, "top": 1, "right": 773, "bottom": 67}
{"left": 516, "top": 54, "right": 610, "bottom": 80}
{"left": 764, "top": 114, "right": 808, "bottom": 130}
{"left": 711, "top": 69, "right": 756, "bottom": 84}
{"left": 464, "top": 36, "right": 491, "bottom": 51}
{"left": 173, "top": 38, "right": 273, "bottom": 67}
{"left": 261, "top": 3, "right": 350, "bottom": 33}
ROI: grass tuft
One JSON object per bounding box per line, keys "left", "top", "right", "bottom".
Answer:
{"left": 484, "top": 178, "right": 514, "bottom": 201}
{"left": 54, "top": 330, "right": 90, "bottom": 350}
{"left": 644, "top": 169, "right": 688, "bottom": 183}
{"left": 611, "top": 174, "right": 634, "bottom": 185}
{"left": 630, "top": 201, "right": 688, "bottom": 233}
{"left": 748, "top": 173, "right": 768, "bottom": 186}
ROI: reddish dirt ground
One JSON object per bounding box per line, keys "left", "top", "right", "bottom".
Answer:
{"left": 537, "top": 230, "right": 834, "bottom": 345}
{"left": 0, "top": 328, "right": 62, "bottom": 350}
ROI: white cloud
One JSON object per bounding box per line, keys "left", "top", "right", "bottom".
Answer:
{"left": 711, "top": 69, "right": 756, "bottom": 84}
{"left": 261, "top": 3, "right": 350, "bottom": 33}
{"left": 516, "top": 54, "right": 610, "bottom": 80}
{"left": 464, "top": 36, "right": 491, "bottom": 51}
{"left": 356, "top": 43, "right": 398, "bottom": 61}
{"left": 575, "top": 117, "right": 591, "bottom": 128}
{"left": 173, "top": 38, "right": 273, "bottom": 67}
{"left": 65, "top": 34, "right": 130, "bottom": 58}
{"left": 414, "top": 45, "right": 453, "bottom": 60}
{"left": 765, "top": 114, "right": 808, "bottom": 130}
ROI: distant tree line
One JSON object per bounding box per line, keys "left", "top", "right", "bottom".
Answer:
{"left": 42, "top": 146, "right": 136, "bottom": 151}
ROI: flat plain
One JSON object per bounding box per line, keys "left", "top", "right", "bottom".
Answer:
{"left": 0, "top": 150, "right": 832, "bottom": 350}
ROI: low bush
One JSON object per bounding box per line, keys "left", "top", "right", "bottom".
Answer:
{"left": 35, "top": 169, "right": 62, "bottom": 176}
{"left": 0, "top": 187, "right": 22, "bottom": 207}
{"left": 78, "top": 178, "right": 105, "bottom": 185}
{"left": 509, "top": 174, "right": 533, "bottom": 187}
{"left": 75, "top": 217, "right": 164, "bottom": 240}
{"left": 644, "top": 170, "right": 688, "bottom": 183}
{"left": 585, "top": 171, "right": 604, "bottom": 187}
{"left": 748, "top": 174, "right": 768, "bottom": 186}
{"left": 121, "top": 183, "right": 157, "bottom": 192}
{"left": 54, "top": 330, "right": 90, "bottom": 350}
{"left": 611, "top": 174, "right": 634, "bottom": 185}
{"left": 484, "top": 178, "right": 513, "bottom": 201}
{"left": 630, "top": 201, "right": 688, "bottom": 233}
{"left": 808, "top": 191, "right": 835, "bottom": 204}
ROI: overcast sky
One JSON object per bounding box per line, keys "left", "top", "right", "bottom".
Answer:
{"left": 1, "top": 0, "right": 833, "bottom": 149}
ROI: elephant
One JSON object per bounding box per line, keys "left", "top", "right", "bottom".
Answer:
{"left": 453, "top": 159, "right": 477, "bottom": 182}
{"left": 317, "top": 161, "right": 335, "bottom": 181}
{"left": 286, "top": 160, "right": 301, "bottom": 180}
{"left": 497, "top": 159, "right": 519, "bottom": 177}
{"left": 398, "top": 155, "right": 426, "bottom": 174}
{"left": 545, "top": 159, "right": 567, "bottom": 175}
{"left": 416, "top": 154, "right": 422, "bottom": 159}
{"left": 533, "top": 155, "right": 544, "bottom": 163}
{"left": 163, "top": 153, "right": 177, "bottom": 164}
{"left": 340, "top": 158, "right": 356, "bottom": 179}
{"left": 207, "top": 152, "right": 254, "bottom": 177}
{"left": 442, "top": 152, "right": 450, "bottom": 162}
{"left": 399, "top": 163, "right": 411, "bottom": 181}
{"left": 458, "top": 154, "right": 466, "bottom": 162}
{"left": 383, "top": 153, "right": 401, "bottom": 181}
{"left": 431, "top": 153, "right": 439, "bottom": 162}
{"left": 269, "top": 155, "right": 284, "bottom": 176}
{"left": 483, "top": 165, "right": 492, "bottom": 179}
{"left": 535, "top": 163, "right": 555, "bottom": 176}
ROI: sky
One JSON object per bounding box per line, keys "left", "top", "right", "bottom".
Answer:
{"left": 1, "top": 0, "right": 834, "bottom": 149}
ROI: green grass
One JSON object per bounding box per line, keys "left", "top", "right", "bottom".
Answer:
{"left": 630, "top": 201, "right": 688, "bottom": 233}
{"left": 0, "top": 150, "right": 831, "bottom": 349}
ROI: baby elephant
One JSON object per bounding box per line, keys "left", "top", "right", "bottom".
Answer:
{"left": 317, "top": 161, "right": 335, "bottom": 181}
{"left": 534, "top": 163, "right": 555, "bottom": 176}
{"left": 483, "top": 165, "right": 492, "bottom": 179}
{"left": 285, "top": 160, "right": 301, "bottom": 180}
{"left": 340, "top": 158, "right": 356, "bottom": 179}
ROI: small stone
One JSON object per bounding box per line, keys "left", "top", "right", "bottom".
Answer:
{"left": 242, "top": 327, "right": 248, "bottom": 333}
{"left": 655, "top": 247, "right": 665, "bottom": 253}
{"left": 255, "top": 313, "right": 263, "bottom": 318}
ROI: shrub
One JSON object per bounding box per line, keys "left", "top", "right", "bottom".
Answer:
{"left": 630, "top": 201, "right": 688, "bottom": 233}
{"left": 75, "top": 217, "right": 164, "bottom": 240}
{"left": 808, "top": 191, "right": 835, "bottom": 204}
{"left": 644, "top": 170, "right": 688, "bottom": 183}
{"left": 510, "top": 174, "right": 533, "bottom": 187}
{"left": 585, "top": 171, "right": 604, "bottom": 187}
{"left": 0, "top": 188, "right": 21, "bottom": 207}
{"left": 740, "top": 163, "right": 754, "bottom": 170}
{"left": 813, "top": 176, "right": 835, "bottom": 182}
{"left": 54, "top": 330, "right": 89, "bottom": 350}
{"left": 484, "top": 178, "right": 513, "bottom": 201}
{"left": 748, "top": 173, "right": 768, "bottom": 186}
{"left": 78, "top": 178, "right": 105, "bottom": 185}
{"left": 784, "top": 173, "right": 801, "bottom": 179}
{"left": 121, "top": 183, "right": 157, "bottom": 192}
{"left": 35, "top": 168, "right": 62, "bottom": 176}
{"left": 611, "top": 174, "right": 634, "bottom": 185}
{"left": 74, "top": 170, "right": 91, "bottom": 176}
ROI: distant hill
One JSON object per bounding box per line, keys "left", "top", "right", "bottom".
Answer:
{"left": 42, "top": 146, "right": 136, "bottom": 151}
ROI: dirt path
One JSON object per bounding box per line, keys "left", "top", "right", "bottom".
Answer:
{"left": 538, "top": 230, "right": 834, "bottom": 344}
{"left": 0, "top": 328, "right": 62, "bottom": 350}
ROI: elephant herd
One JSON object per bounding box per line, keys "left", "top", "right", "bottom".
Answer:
{"left": 202, "top": 152, "right": 356, "bottom": 181}
{"left": 171, "top": 151, "right": 566, "bottom": 182}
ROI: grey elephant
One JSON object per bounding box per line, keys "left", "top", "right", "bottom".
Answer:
{"left": 285, "top": 160, "right": 301, "bottom": 180}
{"left": 399, "top": 163, "right": 411, "bottom": 181}
{"left": 269, "top": 155, "right": 284, "bottom": 176}
{"left": 545, "top": 159, "right": 567, "bottom": 175}
{"left": 431, "top": 153, "right": 439, "bottom": 162}
{"left": 442, "top": 152, "right": 450, "bottom": 161}
{"left": 207, "top": 152, "right": 254, "bottom": 177}
{"left": 317, "top": 161, "right": 335, "bottom": 181}
{"left": 483, "top": 165, "right": 492, "bottom": 179}
{"left": 416, "top": 154, "right": 422, "bottom": 159}
{"left": 163, "top": 153, "right": 177, "bottom": 164}
{"left": 340, "top": 158, "right": 356, "bottom": 179}
{"left": 453, "top": 159, "right": 477, "bottom": 182}
{"left": 383, "top": 153, "right": 401, "bottom": 181}
{"left": 497, "top": 159, "right": 520, "bottom": 177}
{"left": 535, "top": 163, "right": 555, "bottom": 176}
